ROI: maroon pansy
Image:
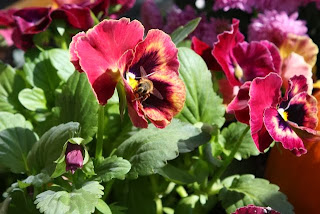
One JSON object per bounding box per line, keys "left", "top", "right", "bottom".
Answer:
{"left": 248, "top": 73, "right": 319, "bottom": 156}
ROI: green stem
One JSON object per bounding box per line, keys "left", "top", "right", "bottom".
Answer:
{"left": 155, "top": 197, "right": 163, "bottom": 214}
{"left": 95, "top": 105, "right": 105, "bottom": 159}
{"left": 207, "top": 126, "right": 250, "bottom": 194}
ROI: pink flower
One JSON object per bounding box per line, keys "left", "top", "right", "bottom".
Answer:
{"left": 213, "top": 19, "right": 281, "bottom": 87}
{"left": 248, "top": 73, "right": 319, "bottom": 156}
{"left": 213, "top": 0, "right": 254, "bottom": 12}
{"left": 213, "top": 19, "right": 281, "bottom": 123}
{"left": 248, "top": 10, "right": 308, "bottom": 47}
{"left": 70, "top": 18, "right": 185, "bottom": 128}
{"left": 255, "top": 0, "right": 303, "bottom": 13}
{"left": 65, "top": 142, "right": 84, "bottom": 174}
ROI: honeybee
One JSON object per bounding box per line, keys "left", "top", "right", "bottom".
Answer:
{"left": 134, "top": 66, "right": 163, "bottom": 102}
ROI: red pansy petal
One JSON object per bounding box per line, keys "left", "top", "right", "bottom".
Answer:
{"left": 219, "top": 78, "right": 238, "bottom": 105}
{"left": 281, "top": 53, "right": 312, "bottom": 95}
{"left": 191, "top": 36, "right": 221, "bottom": 71}
{"left": 70, "top": 32, "right": 85, "bottom": 72}
{"left": 51, "top": 4, "right": 94, "bottom": 30}
{"left": 248, "top": 73, "right": 282, "bottom": 151}
{"left": 143, "top": 71, "right": 186, "bottom": 128}
{"left": 129, "top": 29, "right": 179, "bottom": 76}
{"left": 13, "top": 7, "right": 52, "bottom": 34}
{"left": 73, "top": 18, "right": 144, "bottom": 105}
{"left": 259, "top": 40, "right": 282, "bottom": 74}
{"left": 264, "top": 107, "right": 306, "bottom": 156}
{"left": 232, "top": 41, "right": 278, "bottom": 82}
{"left": 124, "top": 29, "right": 184, "bottom": 128}
{"left": 233, "top": 205, "right": 280, "bottom": 214}
{"left": 286, "top": 92, "right": 318, "bottom": 129}
{"left": 284, "top": 75, "right": 309, "bottom": 102}
{"left": 251, "top": 123, "right": 274, "bottom": 152}
{"left": 227, "top": 81, "right": 250, "bottom": 124}
{"left": 289, "top": 122, "right": 320, "bottom": 143}
{"left": 212, "top": 19, "right": 245, "bottom": 86}
{"left": 12, "top": 28, "right": 34, "bottom": 51}
{"left": 0, "top": 9, "right": 17, "bottom": 27}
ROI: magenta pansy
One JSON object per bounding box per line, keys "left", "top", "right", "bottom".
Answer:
{"left": 248, "top": 73, "right": 319, "bottom": 156}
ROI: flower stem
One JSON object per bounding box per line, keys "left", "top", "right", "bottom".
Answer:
{"left": 95, "top": 105, "right": 105, "bottom": 159}
{"left": 207, "top": 126, "right": 250, "bottom": 194}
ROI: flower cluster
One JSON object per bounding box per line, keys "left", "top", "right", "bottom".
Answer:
{"left": 213, "top": 19, "right": 319, "bottom": 156}
{"left": 0, "top": 0, "right": 135, "bottom": 50}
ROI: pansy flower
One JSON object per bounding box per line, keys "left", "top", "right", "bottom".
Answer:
{"left": 279, "top": 34, "right": 318, "bottom": 93}
{"left": 213, "top": 19, "right": 281, "bottom": 123}
{"left": 70, "top": 18, "right": 185, "bottom": 128}
{"left": 248, "top": 73, "right": 319, "bottom": 156}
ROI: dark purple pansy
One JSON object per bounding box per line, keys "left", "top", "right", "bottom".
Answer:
{"left": 232, "top": 205, "right": 280, "bottom": 214}
{"left": 65, "top": 142, "right": 84, "bottom": 174}
{"left": 249, "top": 73, "right": 319, "bottom": 156}
{"left": 212, "top": 19, "right": 281, "bottom": 87}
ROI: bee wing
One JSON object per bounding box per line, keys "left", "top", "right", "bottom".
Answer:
{"left": 139, "top": 66, "right": 157, "bottom": 79}
{"left": 151, "top": 87, "right": 164, "bottom": 100}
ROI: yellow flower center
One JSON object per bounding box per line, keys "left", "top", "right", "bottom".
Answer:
{"left": 126, "top": 72, "right": 138, "bottom": 90}
{"left": 278, "top": 108, "right": 289, "bottom": 121}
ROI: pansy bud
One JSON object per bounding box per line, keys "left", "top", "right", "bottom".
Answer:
{"left": 65, "top": 142, "right": 84, "bottom": 174}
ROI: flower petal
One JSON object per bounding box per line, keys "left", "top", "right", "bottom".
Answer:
{"left": 232, "top": 205, "right": 280, "bottom": 214}
{"left": 233, "top": 41, "right": 280, "bottom": 82}
{"left": 13, "top": 7, "right": 51, "bottom": 34}
{"left": 72, "top": 18, "right": 144, "bottom": 105}
{"left": 280, "top": 34, "right": 318, "bottom": 68}
{"left": 264, "top": 107, "right": 306, "bottom": 156}
{"left": 70, "top": 32, "right": 85, "bottom": 72}
{"left": 281, "top": 53, "right": 312, "bottom": 95}
{"left": 227, "top": 81, "right": 251, "bottom": 124}
{"left": 51, "top": 4, "right": 94, "bottom": 30}
{"left": 124, "top": 29, "right": 184, "bottom": 128}
{"left": 286, "top": 92, "right": 318, "bottom": 129}
{"left": 212, "top": 19, "right": 245, "bottom": 86}
{"left": 248, "top": 73, "right": 282, "bottom": 151}
{"left": 191, "top": 36, "right": 221, "bottom": 71}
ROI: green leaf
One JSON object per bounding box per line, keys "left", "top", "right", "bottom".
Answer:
{"left": 156, "top": 164, "right": 196, "bottom": 184}
{"left": 177, "top": 48, "right": 225, "bottom": 127}
{"left": 27, "top": 122, "right": 80, "bottom": 175}
{"left": 221, "top": 122, "right": 260, "bottom": 160}
{"left": 55, "top": 72, "right": 99, "bottom": 142}
{"left": 0, "top": 127, "right": 38, "bottom": 173}
{"left": 23, "top": 49, "right": 61, "bottom": 93}
{"left": 35, "top": 181, "right": 104, "bottom": 214}
{"left": 0, "top": 62, "right": 25, "bottom": 112}
{"left": 18, "top": 87, "right": 47, "bottom": 111}
{"left": 171, "top": 18, "right": 201, "bottom": 45}
{"left": 95, "top": 156, "right": 131, "bottom": 182}
{"left": 96, "top": 199, "right": 112, "bottom": 214}
{"left": 48, "top": 49, "right": 75, "bottom": 82}
{"left": 112, "top": 177, "right": 156, "bottom": 214}
{"left": 109, "top": 204, "right": 127, "bottom": 214}
{"left": 8, "top": 189, "right": 39, "bottom": 214}
{"left": 116, "top": 119, "right": 210, "bottom": 178}
{"left": 219, "top": 174, "right": 294, "bottom": 214}
{"left": 18, "top": 172, "right": 51, "bottom": 188}
{"left": 0, "top": 112, "right": 32, "bottom": 131}
{"left": 175, "top": 195, "right": 199, "bottom": 214}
